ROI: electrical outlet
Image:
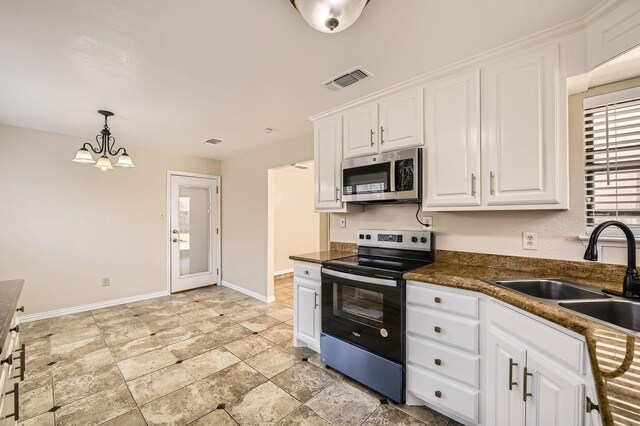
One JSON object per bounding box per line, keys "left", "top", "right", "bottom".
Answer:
{"left": 101, "top": 277, "right": 110, "bottom": 287}
{"left": 523, "top": 232, "right": 538, "bottom": 250}
{"left": 339, "top": 217, "right": 347, "bottom": 228}
{"left": 422, "top": 216, "right": 433, "bottom": 230}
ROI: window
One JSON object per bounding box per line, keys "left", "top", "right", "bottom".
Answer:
{"left": 584, "top": 87, "right": 640, "bottom": 235}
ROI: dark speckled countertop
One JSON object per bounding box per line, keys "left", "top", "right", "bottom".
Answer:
{"left": 0, "top": 279, "right": 24, "bottom": 357}
{"left": 289, "top": 250, "right": 355, "bottom": 264}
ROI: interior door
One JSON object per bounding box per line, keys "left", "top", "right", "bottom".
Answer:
{"left": 170, "top": 175, "right": 219, "bottom": 292}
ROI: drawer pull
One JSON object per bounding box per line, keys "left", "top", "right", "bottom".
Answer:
{"left": 314, "top": 292, "right": 319, "bottom": 309}
{"left": 434, "top": 326, "right": 442, "bottom": 333}
{"left": 434, "top": 358, "right": 442, "bottom": 366}
{"left": 508, "top": 358, "right": 518, "bottom": 390}
{"left": 2, "top": 354, "right": 13, "bottom": 366}
{"left": 435, "top": 390, "right": 442, "bottom": 398}
{"left": 16, "top": 306, "right": 24, "bottom": 313}
{"left": 18, "top": 343, "right": 25, "bottom": 381}
{"left": 523, "top": 367, "right": 533, "bottom": 401}
{"left": 434, "top": 297, "right": 442, "bottom": 304}
{"left": 304, "top": 270, "right": 309, "bottom": 275}
{"left": 10, "top": 324, "right": 19, "bottom": 333}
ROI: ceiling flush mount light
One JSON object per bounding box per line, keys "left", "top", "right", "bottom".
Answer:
{"left": 72, "top": 110, "right": 135, "bottom": 171}
{"left": 290, "top": 0, "right": 370, "bottom": 33}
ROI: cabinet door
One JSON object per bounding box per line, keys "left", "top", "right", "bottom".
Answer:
{"left": 343, "top": 102, "right": 378, "bottom": 159}
{"left": 525, "top": 352, "right": 584, "bottom": 426}
{"left": 295, "top": 281, "right": 320, "bottom": 348}
{"left": 482, "top": 42, "right": 566, "bottom": 206}
{"left": 314, "top": 115, "right": 343, "bottom": 210}
{"left": 424, "top": 69, "right": 481, "bottom": 208}
{"left": 487, "top": 327, "right": 526, "bottom": 426}
{"left": 379, "top": 87, "right": 424, "bottom": 152}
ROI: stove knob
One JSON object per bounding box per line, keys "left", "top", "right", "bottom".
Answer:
{"left": 359, "top": 234, "right": 365, "bottom": 240}
{"left": 366, "top": 234, "right": 372, "bottom": 240}
{"left": 421, "top": 237, "right": 427, "bottom": 243}
{"left": 411, "top": 237, "right": 418, "bottom": 243}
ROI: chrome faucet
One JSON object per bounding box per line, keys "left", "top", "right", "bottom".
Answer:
{"left": 584, "top": 220, "right": 640, "bottom": 299}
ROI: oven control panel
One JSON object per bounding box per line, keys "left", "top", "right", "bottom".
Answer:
{"left": 357, "top": 229, "right": 432, "bottom": 251}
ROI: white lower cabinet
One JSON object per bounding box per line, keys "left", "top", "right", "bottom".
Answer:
{"left": 293, "top": 261, "right": 321, "bottom": 353}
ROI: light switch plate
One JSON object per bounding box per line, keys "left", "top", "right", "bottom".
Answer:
{"left": 339, "top": 217, "right": 347, "bottom": 228}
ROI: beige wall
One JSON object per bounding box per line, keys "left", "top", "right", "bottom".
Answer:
{"left": 330, "top": 77, "right": 640, "bottom": 265}
{"left": 0, "top": 124, "right": 220, "bottom": 314}
{"left": 273, "top": 166, "right": 320, "bottom": 273}
{"left": 221, "top": 135, "right": 313, "bottom": 297}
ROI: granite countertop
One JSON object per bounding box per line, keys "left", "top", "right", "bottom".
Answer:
{"left": 0, "top": 279, "right": 24, "bottom": 358}
{"left": 289, "top": 250, "right": 355, "bottom": 264}
{"left": 405, "top": 253, "right": 638, "bottom": 426}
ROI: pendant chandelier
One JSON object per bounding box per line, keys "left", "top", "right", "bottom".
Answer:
{"left": 72, "top": 110, "right": 135, "bottom": 171}
{"left": 290, "top": 0, "right": 370, "bottom": 33}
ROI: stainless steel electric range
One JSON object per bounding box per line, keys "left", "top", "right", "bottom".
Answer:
{"left": 320, "top": 229, "right": 435, "bottom": 403}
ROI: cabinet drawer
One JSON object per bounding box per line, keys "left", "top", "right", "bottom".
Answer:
{"left": 407, "top": 282, "right": 479, "bottom": 319}
{"left": 407, "top": 365, "right": 479, "bottom": 423}
{"left": 489, "top": 300, "right": 585, "bottom": 372}
{"left": 407, "top": 306, "right": 479, "bottom": 354}
{"left": 407, "top": 335, "right": 480, "bottom": 388}
{"left": 294, "top": 262, "right": 321, "bottom": 281}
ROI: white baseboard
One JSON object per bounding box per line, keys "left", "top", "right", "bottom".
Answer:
{"left": 274, "top": 268, "right": 294, "bottom": 277}
{"left": 222, "top": 280, "right": 275, "bottom": 304}
{"left": 20, "top": 290, "right": 170, "bottom": 323}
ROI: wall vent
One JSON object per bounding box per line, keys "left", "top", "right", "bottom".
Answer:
{"left": 204, "top": 138, "right": 222, "bottom": 145}
{"left": 323, "top": 67, "right": 372, "bottom": 90}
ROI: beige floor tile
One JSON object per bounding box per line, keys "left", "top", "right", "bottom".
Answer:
{"left": 108, "top": 334, "right": 164, "bottom": 362}
{"left": 51, "top": 335, "right": 106, "bottom": 363}
{"left": 179, "top": 308, "right": 220, "bottom": 324}
{"left": 24, "top": 338, "right": 52, "bottom": 370}
{"left": 146, "top": 316, "right": 187, "bottom": 333}
{"left": 239, "top": 315, "right": 282, "bottom": 333}
{"left": 99, "top": 409, "right": 147, "bottom": 426}
{"left": 55, "top": 383, "right": 136, "bottom": 426}
{"left": 182, "top": 347, "right": 240, "bottom": 380}
{"left": 207, "top": 324, "right": 252, "bottom": 347}
{"left": 226, "top": 381, "right": 300, "bottom": 426}
{"left": 244, "top": 346, "right": 300, "bottom": 378}
{"left": 102, "top": 322, "right": 153, "bottom": 346}
{"left": 50, "top": 316, "right": 95, "bottom": 334}
{"left": 155, "top": 322, "right": 201, "bottom": 346}
{"left": 166, "top": 334, "right": 219, "bottom": 360}
{"left": 50, "top": 326, "right": 101, "bottom": 348}
{"left": 259, "top": 323, "right": 293, "bottom": 344}
{"left": 198, "top": 362, "right": 267, "bottom": 404}
{"left": 138, "top": 310, "right": 178, "bottom": 324}
{"left": 18, "top": 411, "right": 55, "bottom": 426}
{"left": 167, "top": 301, "right": 207, "bottom": 315}
{"left": 189, "top": 409, "right": 238, "bottom": 425}
{"left": 94, "top": 313, "right": 137, "bottom": 330}
{"left": 190, "top": 315, "right": 236, "bottom": 333}
{"left": 305, "top": 380, "right": 380, "bottom": 425}
{"left": 21, "top": 321, "right": 51, "bottom": 342}
{"left": 52, "top": 348, "right": 114, "bottom": 381}
{"left": 271, "top": 362, "right": 337, "bottom": 403}
{"left": 117, "top": 348, "right": 178, "bottom": 381}
{"left": 205, "top": 302, "right": 243, "bottom": 315}
{"left": 277, "top": 406, "right": 330, "bottom": 426}
{"left": 19, "top": 385, "right": 53, "bottom": 421}
{"left": 126, "top": 364, "right": 195, "bottom": 405}
{"left": 266, "top": 308, "right": 294, "bottom": 322}
{"left": 279, "top": 341, "right": 318, "bottom": 358}
{"left": 388, "top": 402, "right": 450, "bottom": 426}
{"left": 223, "top": 335, "right": 274, "bottom": 359}
{"left": 54, "top": 363, "right": 124, "bottom": 406}
{"left": 364, "top": 404, "right": 426, "bottom": 425}
{"left": 20, "top": 364, "right": 52, "bottom": 393}
{"left": 139, "top": 381, "right": 215, "bottom": 426}
{"left": 225, "top": 308, "right": 262, "bottom": 323}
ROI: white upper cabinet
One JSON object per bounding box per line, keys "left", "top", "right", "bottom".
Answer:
{"left": 379, "top": 87, "right": 424, "bottom": 152}
{"left": 586, "top": 0, "right": 640, "bottom": 69}
{"left": 425, "top": 69, "right": 481, "bottom": 207}
{"left": 482, "top": 42, "right": 566, "bottom": 207}
{"left": 314, "top": 114, "right": 344, "bottom": 211}
{"left": 343, "top": 102, "right": 379, "bottom": 159}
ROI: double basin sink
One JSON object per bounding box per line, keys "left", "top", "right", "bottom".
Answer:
{"left": 485, "top": 279, "right": 640, "bottom": 334}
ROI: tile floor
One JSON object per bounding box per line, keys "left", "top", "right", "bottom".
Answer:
{"left": 274, "top": 277, "right": 294, "bottom": 309}
{"left": 18, "top": 285, "right": 458, "bottom": 426}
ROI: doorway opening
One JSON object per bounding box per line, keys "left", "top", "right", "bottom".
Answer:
{"left": 267, "top": 161, "right": 328, "bottom": 306}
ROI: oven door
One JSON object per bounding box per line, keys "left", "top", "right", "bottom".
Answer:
{"left": 321, "top": 268, "right": 404, "bottom": 363}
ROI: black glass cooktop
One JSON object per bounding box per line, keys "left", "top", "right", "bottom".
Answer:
{"left": 323, "top": 255, "right": 431, "bottom": 280}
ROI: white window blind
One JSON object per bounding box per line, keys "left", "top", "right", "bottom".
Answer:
{"left": 584, "top": 87, "right": 640, "bottom": 233}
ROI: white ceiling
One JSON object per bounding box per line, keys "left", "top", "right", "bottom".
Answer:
{"left": 0, "top": 0, "right": 601, "bottom": 159}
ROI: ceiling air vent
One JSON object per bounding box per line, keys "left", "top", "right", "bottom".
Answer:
{"left": 204, "top": 138, "right": 222, "bottom": 145}
{"left": 323, "top": 67, "right": 372, "bottom": 91}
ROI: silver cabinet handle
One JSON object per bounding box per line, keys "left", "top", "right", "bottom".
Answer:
{"left": 434, "top": 358, "right": 442, "bottom": 366}
{"left": 435, "top": 390, "right": 442, "bottom": 398}
{"left": 336, "top": 187, "right": 340, "bottom": 201}
{"left": 490, "top": 171, "right": 495, "bottom": 195}
{"left": 370, "top": 129, "right": 374, "bottom": 146}
{"left": 508, "top": 358, "right": 518, "bottom": 390}
{"left": 434, "top": 297, "right": 442, "bottom": 304}
{"left": 471, "top": 173, "right": 476, "bottom": 197}
{"left": 380, "top": 126, "right": 385, "bottom": 144}
{"left": 314, "top": 292, "right": 319, "bottom": 308}
{"left": 523, "top": 367, "right": 533, "bottom": 401}
{"left": 434, "top": 326, "right": 442, "bottom": 333}
{"left": 304, "top": 270, "right": 309, "bottom": 275}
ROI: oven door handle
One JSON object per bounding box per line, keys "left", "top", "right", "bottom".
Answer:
{"left": 322, "top": 268, "right": 398, "bottom": 287}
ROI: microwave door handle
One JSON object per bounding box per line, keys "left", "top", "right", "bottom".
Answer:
{"left": 389, "top": 160, "right": 395, "bottom": 193}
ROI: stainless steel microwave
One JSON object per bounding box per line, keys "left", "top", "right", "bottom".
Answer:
{"left": 342, "top": 147, "right": 422, "bottom": 203}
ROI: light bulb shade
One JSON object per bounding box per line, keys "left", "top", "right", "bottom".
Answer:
{"left": 72, "top": 148, "right": 95, "bottom": 164}
{"left": 94, "top": 155, "right": 113, "bottom": 170}
{"left": 115, "top": 154, "right": 135, "bottom": 168}
{"left": 291, "top": 0, "right": 369, "bottom": 33}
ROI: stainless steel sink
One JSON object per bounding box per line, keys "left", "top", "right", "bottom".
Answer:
{"left": 559, "top": 300, "right": 640, "bottom": 332}
{"left": 487, "top": 279, "right": 610, "bottom": 300}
